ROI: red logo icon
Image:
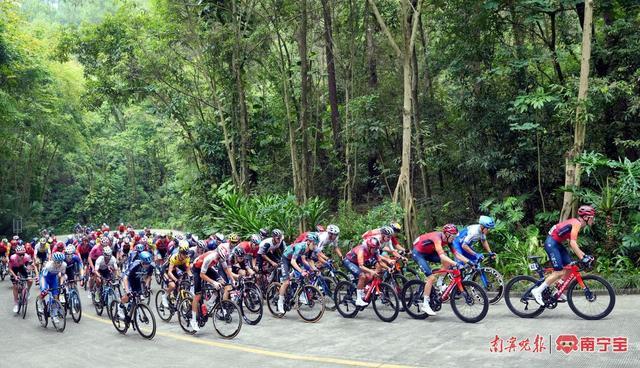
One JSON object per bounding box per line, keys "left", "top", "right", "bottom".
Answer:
{"left": 556, "top": 335, "right": 579, "bottom": 354}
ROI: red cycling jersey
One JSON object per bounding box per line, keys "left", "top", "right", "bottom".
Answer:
{"left": 549, "top": 218, "right": 581, "bottom": 243}
{"left": 345, "top": 244, "right": 380, "bottom": 265}
{"left": 238, "top": 241, "right": 258, "bottom": 258}
{"left": 362, "top": 229, "right": 400, "bottom": 247}
{"left": 413, "top": 232, "right": 448, "bottom": 255}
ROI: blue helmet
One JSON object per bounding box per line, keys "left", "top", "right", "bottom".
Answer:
{"left": 306, "top": 232, "right": 320, "bottom": 244}
{"left": 479, "top": 216, "right": 495, "bottom": 229}
{"left": 135, "top": 243, "right": 145, "bottom": 252}
{"left": 139, "top": 251, "right": 152, "bottom": 265}
{"left": 207, "top": 239, "right": 218, "bottom": 251}
{"left": 53, "top": 252, "right": 65, "bottom": 262}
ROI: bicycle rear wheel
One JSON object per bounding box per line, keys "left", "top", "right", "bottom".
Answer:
{"left": 133, "top": 303, "right": 156, "bottom": 339}
{"left": 93, "top": 290, "right": 104, "bottom": 316}
{"left": 333, "top": 280, "right": 358, "bottom": 318}
{"left": 240, "top": 284, "right": 263, "bottom": 325}
{"left": 472, "top": 267, "right": 504, "bottom": 304}
{"left": 155, "top": 290, "right": 173, "bottom": 322}
{"left": 400, "top": 279, "right": 428, "bottom": 319}
{"left": 317, "top": 276, "right": 337, "bottom": 311}
{"left": 20, "top": 287, "right": 29, "bottom": 319}
{"left": 213, "top": 300, "right": 242, "bottom": 339}
{"left": 372, "top": 282, "right": 399, "bottom": 323}
{"left": 450, "top": 280, "right": 489, "bottom": 323}
{"left": 504, "top": 275, "right": 545, "bottom": 318}
{"left": 70, "top": 290, "right": 82, "bottom": 323}
{"left": 177, "top": 297, "right": 196, "bottom": 334}
{"left": 50, "top": 300, "right": 67, "bottom": 332}
{"left": 296, "top": 285, "right": 325, "bottom": 323}
{"left": 266, "top": 282, "right": 284, "bottom": 318}
{"left": 567, "top": 275, "right": 616, "bottom": 320}
{"left": 109, "top": 300, "right": 129, "bottom": 334}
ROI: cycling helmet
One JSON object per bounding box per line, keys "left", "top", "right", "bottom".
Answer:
{"left": 207, "top": 240, "right": 218, "bottom": 251}
{"left": 140, "top": 251, "right": 152, "bottom": 265}
{"left": 380, "top": 226, "right": 393, "bottom": 236}
{"left": 272, "top": 229, "right": 283, "bottom": 238}
{"left": 53, "top": 252, "right": 65, "bottom": 262}
{"left": 175, "top": 234, "right": 184, "bottom": 241}
{"left": 65, "top": 245, "right": 76, "bottom": 254}
{"left": 135, "top": 243, "right": 145, "bottom": 252}
{"left": 259, "top": 228, "right": 269, "bottom": 238}
{"left": 442, "top": 224, "right": 459, "bottom": 235}
{"left": 2, "top": 238, "right": 7, "bottom": 243}
{"left": 178, "top": 243, "right": 189, "bottom": 254}
{"left": 197, "top": 240, "right": 207, "bottom": 250}
{"left": 249, "top": 234, "right": 261, "bottom": 245}
{"left": 578, "top": 205, "right": 596, "bottom": 217}
{"left": 39, "top": 237, "right": 46, "bottom": 244}
{"left": 366, "top": 237, "right": 380, "bottom": 249}
{"left": 101, "top": 237, "right": 111, "bottom": 246}
{"left": 103, "top": 246, "right": 113, "bottom": 257}
{"left": 389, "top": 222, "right": 402, "bottom": 233}
{"left": 16, "top": 245, "right": 26, "bottom": 254}
{"left": 178, "top": 240, "right": 189, "bottom": 248}
{"left": 158, "top": 232, "right": 166, "bottom": 238}
{"left": 217, "top": 243, "right": 230, "bottom": 259}
{"left": 327, "top": 224, "right": 340, "bottom": 235}
{"left": 479, "top": 216, "right": 495, "bottom": 229}
{"left": 167, "top": 231, "right": 173, "bottom": 238}
{"left": 186, "top": 232, "right": 192, "bottom": 240}
{"left": 215, "top": 233, "right": 226, "bottom": 242}
{"left": 228, "top": 233, "right": 240, "bottom": 243}
{"left": 232, "top": 246, "right": 245, "bottom": 258}
{"left": 306, "top": 232, "right": 320, "bottom": 244}
{"left": 13, "top": 235, "right": 19, "bottom": 240}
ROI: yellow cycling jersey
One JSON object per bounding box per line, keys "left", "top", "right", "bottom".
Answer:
{"left": 169, "top": 253, "right": 190, "bottom": 269}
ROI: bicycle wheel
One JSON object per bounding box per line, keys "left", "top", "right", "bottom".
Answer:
{"left": 472, "top": 267, "right": 504, "bottom": 304}
{"left": 35, "top": 298, "right": 48, "bottom": 328}
{"left": 296, "top": 285, "right": 325, "bottom": 323}
{"left": 70, "top": 291, "right": 82, "bottom": 323}
{"left": 155, "top": 290, "right": 173, "bottom": 322}
{"left": 400, "top": 279, "right": 428, "bottom": 320}
{"left": 133, "top": 303, "right": 156, "bottom": 339}
{"left": 404, "top": 268, "right": 421, "bottom": 281}
{"left": 567, "top": 275, "right": 616, "bottom": 320}
{"left": 240, "top": 284, "right": 263, "bottom": 325}
{"left": 212, "top": 300, "right": 242, "bottom": 339}
{"left": 266, "top": 282, "right": 284, "bottom": 318}
{"left": 317, "top": 276, "right": 337, "bottom": 311}
{"left": 154, "top": 268, "right": 163, "bottom": 285}
{"left": 21, "top": 287, "right": 29, "bottom": 319}
{"left": 141, "top": 284, "right": 152, "bottom": 305}
{"left": 450, "top": 280, "right": 489, "bottom": 323}
{"left": 93, "top": 290, "right": 104, "bottom": 316}
{"left": 333, "top": 280, "right": 359, "bottom": 318}
{"left": 504, "top": 275, "right": 545, "bottom": 318}
{"left": 177, "top": 297, "right": 196, "bottom": 334}
{"left": 109, "top": 300, "right": 129, "bottom": 334}
{"left": 372, "top": 282, "right": 399, "bottom": 323}
{"left": 50, "top": 300, "right": 67, "bottom": 332}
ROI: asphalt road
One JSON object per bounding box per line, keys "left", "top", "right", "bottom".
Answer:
{"left": 0, "top": 276, "right": 638, "bottom": 368}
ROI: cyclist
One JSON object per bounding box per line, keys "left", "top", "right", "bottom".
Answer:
{"left": 0, "top": 238, "right": 8, "bottom": 268}
{"left": 93, "top": 246, "right": 119, "bottom": 292}
{"left": 294, "top": 224, "right": 342, "bottom": 261}
{"left": 531, "top": 205, "right": 596, "bottom": 305}
{"left": 190, "top": 243, "right": 232, "bottom": 332}
{"left": 259, "top": 228, "right": 269, "bottom": 240}
{"left": 343, "top": 237, "right": 395, "bottom": 306}
{"left": 9, "top": 245, "right": 34, "bottom": 313}
{"left": 38, "top": 252, "right": 67, "bottom": 324}
{"left": 63, "top": 245, "right": 84, "bottom": 287}
{"left": 362, "top": 222, "right": 406, "bottom": 255}
{"left": 257, "top": 229, "right": 286, "bottom": 271}
{"left": 276, "top": 232, "right": 319, "bottom": 314}
{"left": 154, "top": 233, "right": 170, "bottom": 267}
{"left": 161, "top": 241, "right": 193, "bottom": 308}
{"left": 235, "top": 234, "right": 261, "bottom": 272}
{"left": 34, "top": 237, "right": 50, "bottom": 272}
{"left": 87, "top": 237, "right": 110, "bottom": 298}
{"left": 412, "top": 224, "right": 461, "bottom": 316}
{"left": 125, "top": 243, "right": 146, "bottom": 273}
{"left": 229, "top": 245, "right": 254, "bottom": 280}
{"left": 452, "top": 216, "right": 496, "bottom": 265}
{"left": 116, "top": 251, "right": 154, "bottom": 320}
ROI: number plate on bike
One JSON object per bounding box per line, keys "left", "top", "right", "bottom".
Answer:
{"left": 528, "top": 263, "right": 538, "bottom": 271}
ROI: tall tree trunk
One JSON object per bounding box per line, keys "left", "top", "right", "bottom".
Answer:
{"left": 298, "top": 0, "right": 311, "bottom": 199}
{"left": 321, "top": 0, "right": 343, "bottom": 163}
{"left": 111, "top": 105, "right": 137, "bottom": 206}
{"left": 560, "top": 0, "right": 593, "bottom": 220}
{"left": 232, "top": 0, "right": 249, "bottom": 190}
{"left": 365, "top": 2, "right": 378, "bottom": 89}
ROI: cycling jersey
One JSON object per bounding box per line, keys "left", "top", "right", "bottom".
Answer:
{"left": 549, "top": 218, "right": 581, "bottom": 243}
{"left": 455, "top": 225, "right": 486, "bottom": 247}
{"left": 168, "top": 253, "right": 190, "bottom": 270}
{"left": 41, "top": 260, "right": 67, "bottom": 276}
{"left": 413, "top": 232, "right": 449, "bottom": 255}
{"left": 257, "top": 237, "right": 286, "bottom": 255}
{"left": 345, "top": 244, "right": 379, "bottom": 265}
{"left": 282, "top": 242, "right": 310, "bottom": 260}
{"left": 237, "top": 241, "right": 258, "bottom": 258}
{"left": 95, "top": 255, "right": 117, "bottom": 271}
{"left": 362, "top": 229, "right": 400, "bottom": 247}
{"left": 193, "top": 250, "right": 229, "bottom": 270}
{"left": 89, "top": 245, "right": 103, "bottom": 261}
{"left": 64, "top": 254, "right": 83, "bottom": 278}
{"left": 9, "top": 254, "right": 32, "bottom": 268}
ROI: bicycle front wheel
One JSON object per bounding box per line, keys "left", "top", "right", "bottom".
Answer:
{"left": 296, "top": 285, "right": 325, "bottom": 323}
{"left": 177, "top": 297, "right": 196, "bottom": 334}
{"left": 50, "top": 300, "right": 67, "bottom": 332}
{"left": 35, "top": 298, "right": 48, "bottom": 328}
{"left": 109, "top": 300, "right": 129, "bottom": 334}
{"left": 503, "top": 275, "right": 545, "bottom": 318}
{"left": 70, "top": 291, "right": 82, "bottom": 323}
{"left": 266, "top": 282, "right": 284, "bottom": 318}
{"left": 317, "top": 276, "right": 337, "bottom": 311}
{"left": 333, "top": 281, "right": 359, "bottom": 318}
{"left": 240, "top": 284, "right": 263, "bottom": 325}
{"left": 472, "top": 267, "right": 504, "bottom": 304}
{"left": 212, "top": 300, "right": 242, "bottom": 339}
{"left": 155, "top": 290, "right": 174, "bottom": 322}
{"left": 450, "top": 280, "right": 489, "bottom": 323}
{"left": 133, "top": 303, "right": 156, "bottom": 339}
{"left": 567, "top": 275, "right": 616, "bottom": 320}
{"left": 21, "top": 288, "right": 29, "bottom": 319}
{"left": 400, "top": 279, "right": 428, "bottom": 320}
{"left": 372, "top": 282, "right": 399, "bottom": 323}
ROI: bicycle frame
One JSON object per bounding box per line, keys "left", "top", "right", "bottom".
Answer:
{"left": 529, "top": 260, "right": 586, "bottom": 299}
{"left": 432, "top": 268, "right": 464, "bottom": 300}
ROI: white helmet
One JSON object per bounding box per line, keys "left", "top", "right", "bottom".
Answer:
{"left": 65, "top": 245, "right": 76, "bottom": 254}
{"left": 327, "top": 224, "right": 340, "bottom": 235}
{"left": 217, "top": 243, "right": 230, "bottom": 260}
{"left": 103, "top": 246, "right": 113, "bottom": 256}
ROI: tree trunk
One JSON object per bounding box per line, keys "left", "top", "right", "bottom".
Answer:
{"left": 560, "top": 0, "right": 593, "bottom": 221}
{"left": 298, "top": 0, "right": 311, "bottom": 200}
{"left": 321, "top": 0, "right": 343, "bottom": 163}
{"left": 365, "top": 2, "right": 378, "bottom": 89}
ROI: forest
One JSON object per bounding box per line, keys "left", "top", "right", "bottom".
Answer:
{"left": 1, "top": 0, "right": 638, "bottom": 284}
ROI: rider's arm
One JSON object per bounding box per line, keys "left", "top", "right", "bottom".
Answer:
{"left": 435, "top": 242, "right": 457, "bottom": 267}
{"left": 481, "top": 239, "right": 492, "bottom": 254}
{"left": 167, "top": 261, "right": 177, "bottom": 282}
{"left": 357, "top": 250, "right": 376, "bottom": 275}
{"left": 568, "top": 225, "right": 585, "bottom": 259}
{"left": 461, "top": 242, "right": 477, "bottom": 257}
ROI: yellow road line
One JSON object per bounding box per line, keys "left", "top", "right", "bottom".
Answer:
{"left": 82, "top": 313, "right": 419, "bottom": 368}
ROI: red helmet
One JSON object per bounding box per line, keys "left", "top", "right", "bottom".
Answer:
{"left": 442, "top": 224, "right": 458, "bottom": 235}
{"left": 366, "top": 237, "right": 380, "bottom": 249}
{"left": 577, "top": 205, "right": 596, "bottom": 217}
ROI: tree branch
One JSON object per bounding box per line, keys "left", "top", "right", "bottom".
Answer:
{"left": 368, "top": 0, "right": 402, "bottom": 57}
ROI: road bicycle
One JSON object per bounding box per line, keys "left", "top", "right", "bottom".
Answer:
{"left": 230, "top": 276, "right": 263, "bottom": 325}
{"left": 92, "top": 277, "right": 121, "bottom": 317}
{"left": 0, "top": 258, "right": 8, "bottom": 281}
{"left": 61, "top": 279, "right": 82, "bottom": 323}
{"left": 177, "top": 283, "right": 243, "bottom": 339}
{"left": 401, "top": 264, "right": 489, "bottom": 323}
{"left": 435, "top": 253, "right": 504, "bottom": 304}
{"left": 14, "top": 277, "right": 32, "bottom": 319}
{"left": 504, "top": 255, "right": 615, "bottom": 320}
{"left": 35, "top": 286, "right": 66, "bottom": 332}
{"left": 156, "top": 274, "right": 192, "bottom": 322}
{"left": 309, "top": 271, "right": 337, "bottom": 311}
{"left": 334, "top": 273, "right": 400, "bottom": 322}
{"left": 109, "top": 291, "right": 157, "bottom": 339}
{"left": 266, "top": 273, "right": 325, "bottom": 323}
